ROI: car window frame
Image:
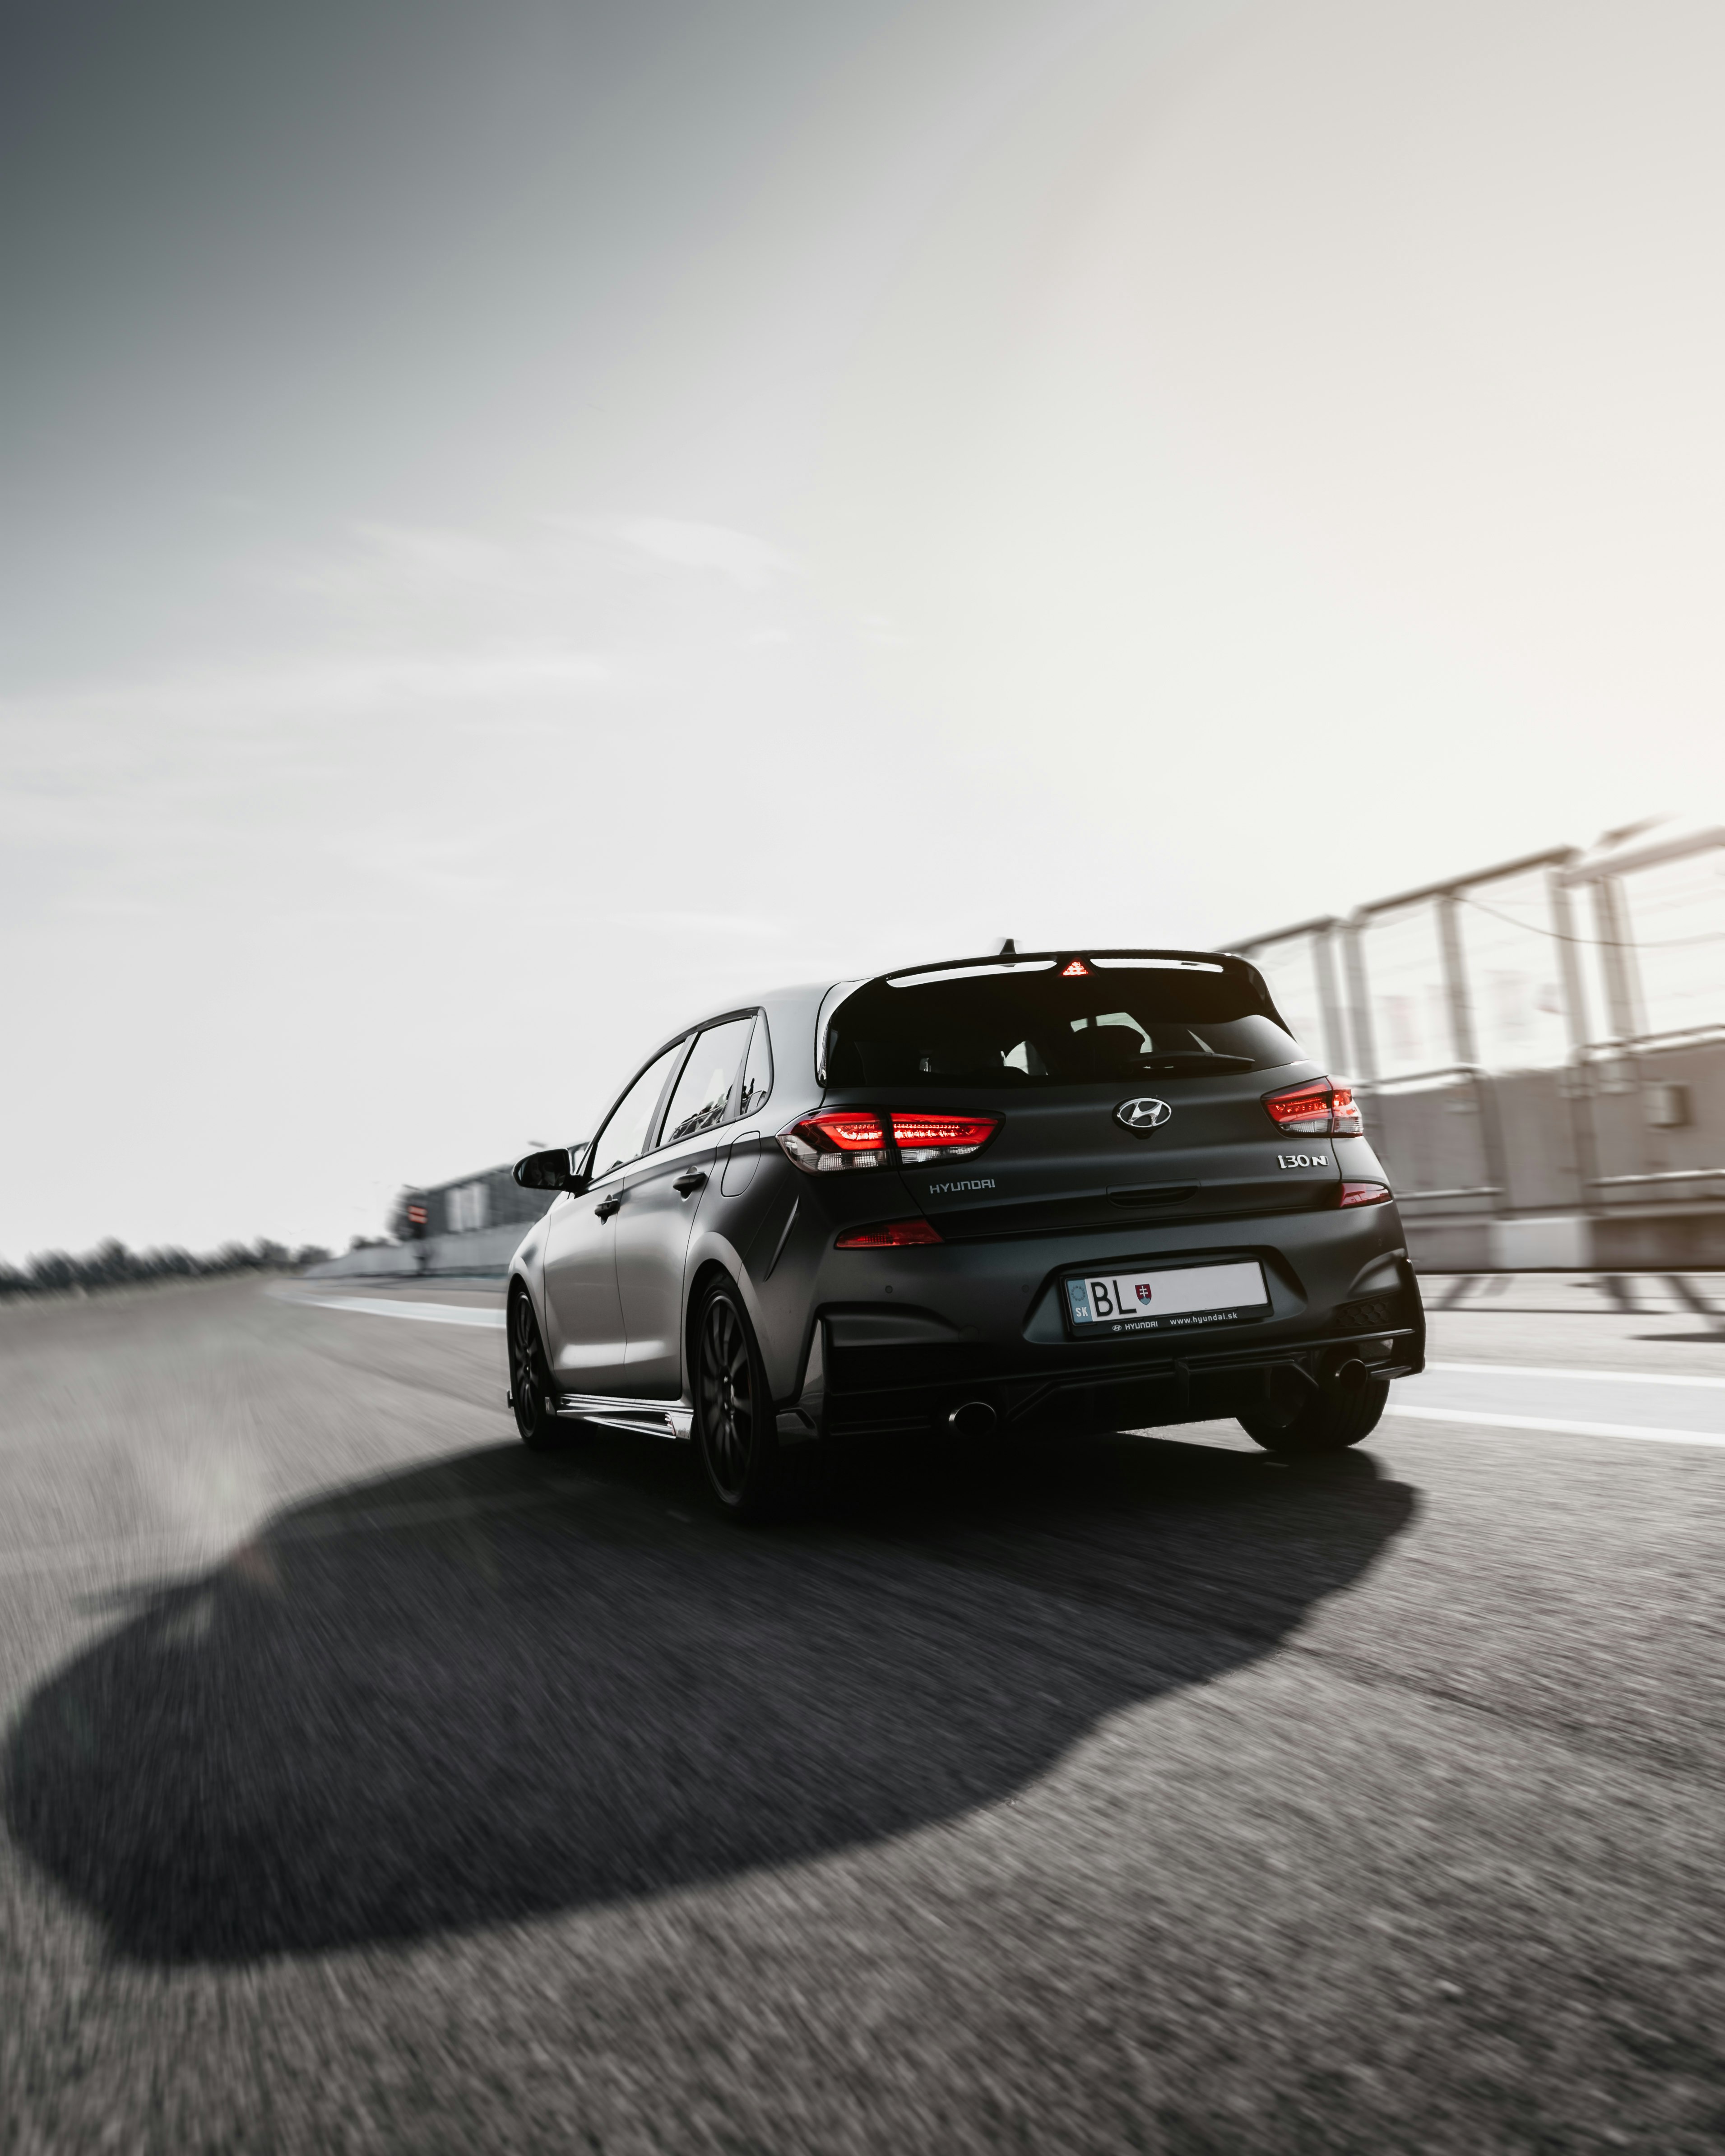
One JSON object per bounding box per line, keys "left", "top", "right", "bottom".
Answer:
{"left": 580, "top": 1009, "right": 769, "bottom": 1185}
{"left": 737, "top": 1009, "right": 773, "bottom": 1120}
{"left": 580, "top": 1035, "right": 696, "bottom": 1187}
{"left": 651, "top": 1013, "right": 759, "bottom": 1156}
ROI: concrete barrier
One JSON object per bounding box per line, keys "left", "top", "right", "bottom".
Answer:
{"left": 303, "top": 1225, "right": 525, "bottom": 1281}
{"left": 1405, "top": 1208, "right": 1725, "bottom": 1273}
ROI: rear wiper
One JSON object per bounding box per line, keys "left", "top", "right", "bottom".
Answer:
{"left": 1134, "top": 1052, "right": 1255, "bottom": 1073}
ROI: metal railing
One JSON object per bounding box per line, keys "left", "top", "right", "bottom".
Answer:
{"left": 1231, "top": 824, "right": 1725, "bottom": 1225}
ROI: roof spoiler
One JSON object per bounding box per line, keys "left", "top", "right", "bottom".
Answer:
{"left": 877, "top": 946, "right": 1269, "bottom": 987}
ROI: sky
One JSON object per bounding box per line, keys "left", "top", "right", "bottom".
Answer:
{"left": 3, "top": 0, "right": 1722, "bottom": 1259}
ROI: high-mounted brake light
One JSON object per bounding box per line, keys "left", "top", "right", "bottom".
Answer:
{"left": 778, "top": 1108, "right": 1001, "bottom": 1174}
{"left": 1060, "top": 958, "right": 1091, "bottom": 977}
{"left": 1338, "top": 1181, "right": 1392, "bottom": 1207}
{"left": 835, "top": 1218, "right": 943, "bottom": 1249}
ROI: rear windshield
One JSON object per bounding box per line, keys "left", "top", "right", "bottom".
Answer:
{"left": 826, "top": 964, "right": 1301, "bottom": 1087}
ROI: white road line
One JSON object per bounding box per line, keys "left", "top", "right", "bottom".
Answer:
{"left": 1428, "top": 1359, "right": 1725, "bottom": 1391}
{"left": 301, "top": 1296, "right": 505, "bottom": 1329}
{"left": 1385, "top": 1403, "right": 1725, "bottom": 1448}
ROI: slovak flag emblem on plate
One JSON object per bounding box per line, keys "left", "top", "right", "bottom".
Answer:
{"left": 1136, "top": 1282, "right": 1154, "bottom": 1303}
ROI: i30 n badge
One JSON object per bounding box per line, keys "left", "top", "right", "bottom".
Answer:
{"left": 505, "top": 946, "right": 1423, "bottom": 1521}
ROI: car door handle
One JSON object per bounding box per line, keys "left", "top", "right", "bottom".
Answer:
{"left": 594, "top": 1193, "right": 623, "bottom": 1219}
{"left": 672, "top": 1171, "right": 708, "bottom": 1198}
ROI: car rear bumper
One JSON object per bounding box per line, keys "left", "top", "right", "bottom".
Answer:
{"left": 784, "top": 1206, "right": 1424, "bottom": 1442}
{"left": 819, "top": 1328, "right": 1419, "bottom": 1440}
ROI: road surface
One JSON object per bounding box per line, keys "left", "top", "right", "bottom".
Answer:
{"left": 0, "top": 1273, "right": 1720, "bottom": 2152}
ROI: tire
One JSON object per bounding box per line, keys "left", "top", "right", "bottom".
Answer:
{"left": 693, "top": 1278, "right": 780, "bottom": 1520}
{"left": 508, "top": 1289, "right": 562, "bottom": 1453}
{"left": 1238, "top": 1371, "right": 1389, "bottom": 1456}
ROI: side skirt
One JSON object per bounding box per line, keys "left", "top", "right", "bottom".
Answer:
{"left": 554, "top": 1392, "right": 692, "bottom": 1442}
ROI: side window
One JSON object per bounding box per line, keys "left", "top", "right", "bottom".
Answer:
{"left": 589, "top": 1039, "right": 688, "bottom": 1183}
{"left": 658, "top": 1016, "right": 754, "bottom": 1146}
{"left": 738, "top": 1012, "right": 773, "bottom": 1117}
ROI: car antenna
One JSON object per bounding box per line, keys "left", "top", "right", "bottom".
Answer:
{"left": 996, "top": 937, "right": 1017, "bottom": 956}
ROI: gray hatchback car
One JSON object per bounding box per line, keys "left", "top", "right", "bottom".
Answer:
{"left": 506, "top": 947, "right": 1424, "bottom": 1516}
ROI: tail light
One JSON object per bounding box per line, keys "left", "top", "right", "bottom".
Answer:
{"left": 835, "top": 1218, "right": 943, "bottom": 1249}
{"left": 778, "top": 1108, "right": 1000, "bottom": 1174}
{"left": 1261, "top": 1078, "right": 1366, "bottom": 1138}
{"left": 778, "top": 1110, "right": 890, "bottom": 1171}
{"left": 1339, "top": 1181, "right": 1392, "bottom": 1207}
{"left": 889, "top": 1112, "right": 999, "bottom": 1164}
{"left": 1262, "top": 1080, "right": 1335, "bottom": 1135}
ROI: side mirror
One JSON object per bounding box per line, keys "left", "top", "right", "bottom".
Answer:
{"left": 513, "top": 1146, "right": 585, "bottom": 1194}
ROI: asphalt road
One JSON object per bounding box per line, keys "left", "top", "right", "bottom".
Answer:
{"left": 0, "top": 1275, "right": 1721, "bottom": 2154}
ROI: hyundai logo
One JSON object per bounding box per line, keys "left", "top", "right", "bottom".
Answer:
{"left": 1117, "top": 1096, "right": 1173, "bottom": 1132}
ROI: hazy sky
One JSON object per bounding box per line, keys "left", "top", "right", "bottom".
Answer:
{"left": 4, "top": 0, "right": 1722, "bottom": 1258}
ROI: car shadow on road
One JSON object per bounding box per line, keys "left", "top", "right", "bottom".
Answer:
{"left": 5, "top": 1427, "right": 1414, "bottom": 1965}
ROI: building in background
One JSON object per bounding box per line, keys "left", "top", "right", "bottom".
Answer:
{"left": 330, "top": 1165, "right": 559, "bottom": 1280}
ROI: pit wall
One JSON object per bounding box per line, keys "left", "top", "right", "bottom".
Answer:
{"left": 1404, "top": 1212, "right": 1725, "bottom": 1273}
{"left": 303, "top": 1225, "right": 526, "bottom": 1280}
{"left": 1365, "top": 1034, "right": 1725, "bottom": 1274}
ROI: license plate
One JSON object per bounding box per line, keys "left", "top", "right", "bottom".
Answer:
{"left": 1062, "top": 1259, "right": 1270, "bottom": 1337}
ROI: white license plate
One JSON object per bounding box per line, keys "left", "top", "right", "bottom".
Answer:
{"left": 1062, "top": 1259, "right": 1270, "bottom": 1337}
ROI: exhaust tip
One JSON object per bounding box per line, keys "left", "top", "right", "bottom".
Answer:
{"left": 946, "top": 1400, "right": 997, "bottom": 1437}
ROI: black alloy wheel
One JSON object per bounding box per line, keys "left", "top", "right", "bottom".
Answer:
{"left": 694, "top": 1281, "right": 778, "bottom": 1519}
{"left": 1237, "top": 1369, "right": 1389, "bottom": 1456}
{"left": 509, "top": 1290, "right": 561, "bottom": 1452}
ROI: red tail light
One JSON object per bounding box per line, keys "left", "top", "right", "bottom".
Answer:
{"left": 804, "top": 1110, "right": 887, "bottom": 1150}
{"left": 777, "top": 1109, "right": 889, "bottom": 1172}
{"left": 1339, "top": 1181, "right": 1392, "bottom": 1207}
{"left": 1262, "top": 1080, "right": 1335, "bottom": 1135}
{"left": 1261, "top": 1078, "right": 1367, "bottom": 1138}
{"left": 835, "top": 1218, "right": 943, "bottom": 1249}
{"left": 779, "top": 1108, "right": 1000, "bottom": 1174}
{"left": 890, "top": 1111, "right": 999, "bottom": 1164}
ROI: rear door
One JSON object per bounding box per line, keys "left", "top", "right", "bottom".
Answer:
{"left": 541, "top": 1037, "right": 686, "bottom": 1394}
{"left": 615, "top": 1013, "right": 756, "bottom": 1395}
